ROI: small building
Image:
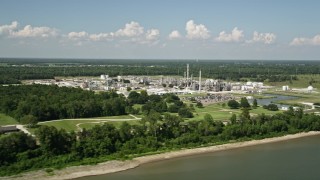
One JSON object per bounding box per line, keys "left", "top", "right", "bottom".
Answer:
{"left": 282, "top": 85, "right": 289, "bottom": 91}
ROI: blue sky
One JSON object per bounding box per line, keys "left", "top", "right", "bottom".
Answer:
{"left": 0, "top": 0, "right": 319, "bottom": 60}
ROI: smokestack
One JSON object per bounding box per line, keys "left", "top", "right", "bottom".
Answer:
{"left": 199, "top": 69, "right": 201, "bottom": 92}
{"left": 186, "top": 64, "right": 189, "bottom": 88}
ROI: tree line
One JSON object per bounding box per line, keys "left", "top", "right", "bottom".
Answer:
{"left": 1, "top": 105, "right": 320, "bottom": 176}
{"left": 2, "top": 59, "right": 320, "bottom": 84}
{"left": 0, "top": 85, "right": 128, "bottom": 123}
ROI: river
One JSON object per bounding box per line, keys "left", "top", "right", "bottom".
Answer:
{"left": 78, "top": 135, "right": 320, "bottom": 180}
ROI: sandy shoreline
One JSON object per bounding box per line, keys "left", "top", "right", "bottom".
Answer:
{"left": 3, "top": 131, "right": 320, "bottom": 180}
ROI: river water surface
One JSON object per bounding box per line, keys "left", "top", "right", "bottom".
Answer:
{"left": 78, "top": 135, "right": 320, "bottom": 180}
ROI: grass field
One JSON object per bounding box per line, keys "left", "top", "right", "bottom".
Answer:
{"left": 265, "top": 74, "right": 320, "bottom": 89}
{"left": 92, "top": 115, "right": 135, "bottom": 119}
{"left": 189, "top": 103, "right": 279, "bottom": 121}
{"left": 0, "top": 113, "right": 18, "bottom": 126}
{"left": 38, "top": 115, "right": 140, "bottom": 132}
{"left": 79, "top": 120, "right": 140, "bottom": 129}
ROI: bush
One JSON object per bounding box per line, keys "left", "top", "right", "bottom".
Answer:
{"left": 178, "top": 108, "right": 193, "bottom": 118}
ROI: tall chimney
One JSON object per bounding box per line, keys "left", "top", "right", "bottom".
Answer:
{"left": 186, "top": 64, "right": 189, "bottom": 88}
{"left": 199, "top": 69, "right": 201, "bottom": 92}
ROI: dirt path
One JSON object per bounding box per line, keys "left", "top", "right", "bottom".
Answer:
{"left": 16, "top": 125, "right": 32, "bottom": 136}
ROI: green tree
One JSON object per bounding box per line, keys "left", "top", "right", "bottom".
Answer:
{"left": 144, "top": 110, "right": 162, "bottom": 137}
{"left": 240, "top": 97, "right": 251, "bottom": 108}
{"left": 240, "top": 108, "right": 250, "bottom": 121}
{"left": 20, "top": 115, "right": 38, "bottom": 128}
{"left": 196, "top": 102, "right": 204, "bottom": 108}
{"left": 0, "top": 132, "right": 36, "bottom": 166}
{"left": 178, "top": 108, "right": 193, "bottom": 118}
{"left": 252, "top": 99, "right": 258, "bottom": 108}
{"left": 119, "top": 122, "right": 132, "bottom": 142}
{"left": 230, "top": 114, "right": 237, "bottom": 124}
{"left": 228, "top": 100, "right": 240, "bottom": 109}
{"left": 35, "top": 126, "right": 75, "bottom": 155}
{"left": 140, "top": 90, "right": 149, "bottom": 103}
{"left": 128, "top": 91, "right": 141, "bottom": 104}
{"left": 168, "top": 104, "right": 179, "bottom": 113}
{"left": 265, "top": 104, "right": 278, "bottom": 111}
{"left": 203, "top": 113, "right": 214, "bottom": 122}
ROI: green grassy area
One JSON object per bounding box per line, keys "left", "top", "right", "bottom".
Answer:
{"left": 40, "top": 120, "right": 91, "bottom": 131}
{"left": 189, "top": 104, "right": 282, "bottom": 121}
{"left": 37, "top": 114, "right": 141, "bottom": 132}
{"left": 92, "top": 115, "right": 134, "bottom": 119}
{"left": 250, "top": 107, "right": 280, "bottom": 116}
{"left": 265, "top": 74, "right": 320, "bottom": 89}
{"left": 0, "top": 114, "right": 18, "bottom": 126}
{"left": 79, "top": 120, "right": 140, "bottom": 129}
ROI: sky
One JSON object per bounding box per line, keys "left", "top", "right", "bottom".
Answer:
{"left": 0, "top": 0, "right": 320, "bottom": 60}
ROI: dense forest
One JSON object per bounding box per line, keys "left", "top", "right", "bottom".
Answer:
{"left": 2, "top": 59, "right": 320, "bottom": 84}
{"left": 0, "top": 85, "right": 128, "bottom": 122}
{"left": 0, "top": 84, "right": 194, "bottom": 123}
{"left": 1, "top": 105, "right": 320, "bottom": 176}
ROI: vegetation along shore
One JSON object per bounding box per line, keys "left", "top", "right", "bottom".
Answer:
{"left": 3, "top": 131, "right": 320, "bottom": 180}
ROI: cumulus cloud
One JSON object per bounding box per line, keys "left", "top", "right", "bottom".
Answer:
{"left": 290, "top": 34, "right": 320, "bottom": 46}
{"left": 0, "top": 21, "right": 18, "bottom": 35}
{"left": 0, "top": 21, "right": 57, "bottom": 38}
{"left": 1, "top": 20, "right": 159, "bottom": 45}
{"left": 115, "top": 21, "right": 144, "bottom": 37}
{"left": 247, "top": 31, "right": 276, "bottom": 44}
{"left": 145, "top": 29, "right": 160, "bottom": 41}
{"left": 67, "top": 31, "right": 88, "bottom": 40}
{"left": 10, "top": 25, "right": 57, "bottom": 38}
{"left": 65, "top": 21, "right": 158, "bottom": 44}
{"left": 168, "top": 30, "right": 181, "bottom": 40}
{"left": 185, "top": 20, "right": 210, "bottom": 39}
{"left": 68, "top": 31, "right": 114, "bottom": 42}
{"left": 89, "top": 33, "right": 114, "bottom": 41}
{"left": 216, "top": 27, "right": 244, "bottom": 42}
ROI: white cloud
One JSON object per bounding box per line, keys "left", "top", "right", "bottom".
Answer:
{"left": 89, "top": 33, "right": 113, "bottom": 41}
{"left": 145, "top": 29, "right": 160, "bottom": 41}
{"left": 115, "top": 21, "right": 144, "bottom": 37}
{"left": 10, "top": 25, "right": 57, "bottom": 38}
{"left": 290, "top": 34, "right": 320, "bottom": 46}
{"left": 185, "top": 20, "right": 210, "bottom": 39}
{"left": 247, "top": 31, "right": 276, "bottom": 44}
{"left": 0, "top": 21, "right": 18, "bottom": 35}
{"left": 216, "top": 27, "right": 244, "bottom": 42}
{"left": 168, "top": 30, "right": 182, "bottom": 40}
{"left": 67, "top": 31, "right": 88, "bottom": 40}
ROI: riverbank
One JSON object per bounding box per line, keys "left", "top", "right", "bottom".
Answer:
{"left": 4, "top": 131, "right": 320, "bottom": 180}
